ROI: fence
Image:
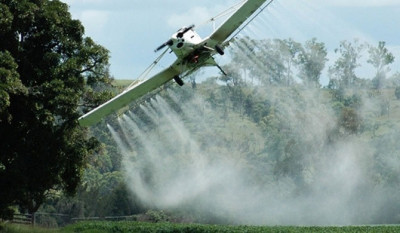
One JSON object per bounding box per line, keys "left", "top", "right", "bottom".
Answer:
{"left": 35, "top": 212, "right": 71, "bottom": 227}
{"left": 71, "top": 215, "right": 137, "bottom": 222}
{"left": 12, "top": 214, "right": 32, "bottom": 225}
{"left": 10, "top": 213, "right": 138, "bottom": 227}
{"left": 11, "top": 212, "right": 71, "bottom": 227}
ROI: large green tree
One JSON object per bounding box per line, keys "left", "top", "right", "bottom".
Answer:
{"left": 0, "top": 0, "right": 112, "bottom": 219}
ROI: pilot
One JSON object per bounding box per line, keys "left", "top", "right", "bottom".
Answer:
{"left": 192, "top": 55, "right": 199, "bottom": 63}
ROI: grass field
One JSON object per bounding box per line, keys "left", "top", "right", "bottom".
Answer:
{"left": 112, "top": 79, "right": 134, "bottom": 88}
{"left": 2, "top": 222, "right": 400, "bottom": 233}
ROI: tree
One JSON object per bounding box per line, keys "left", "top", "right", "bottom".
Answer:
{"left": 256, "top": 39, "right": 285, "bottom": 85}
{"left": 339, "top": 107, "right": 361, "bottom": 135}
{"left": 0, "top": 0, "right": 112, "bottom": 219}
{"left": 328, "top": 40, "right": 364, "bottom": 89}
{"left": 277, "top": 38, "right": 302, "bottom": 86}
{"left": 229, "top": 37, "right": 257, "bottom": 85}
{"left": 233, "top": 38, "right": 301, "bottom": 86}
{"left": 297, "top": 38, "right": 328, "bottom": 87}
{"left": 368, "top": 41, "right": 395, "bottom": 89}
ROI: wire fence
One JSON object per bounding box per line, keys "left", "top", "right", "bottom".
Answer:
{"left": 10, "top": 213, "right": 137, "bottom": 227}
{"left": 71, "top": 215, "right": 137, "bottom": 222}
{"left": 11, "top": 212, "right": 71, "bottom": 227}
{"left": 11, "top": 214, "right": 32, "bottom": 225}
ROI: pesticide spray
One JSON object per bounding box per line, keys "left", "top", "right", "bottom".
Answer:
{"left": 106, "top": 0, "right": 400, "bottom": 225}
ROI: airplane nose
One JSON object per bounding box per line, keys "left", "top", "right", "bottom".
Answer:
{"left": 176, "top": 39, "right": 185, "bottom": 48}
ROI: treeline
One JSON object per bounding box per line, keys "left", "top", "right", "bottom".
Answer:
{"left": 36, "top": 37, "right": 400, "bottom": 225}
{"left": 227, "top": 37, "right": 396, "bottom": 89}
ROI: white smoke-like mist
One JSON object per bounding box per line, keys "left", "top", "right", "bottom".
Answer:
{"left": 106, "top": 83, "right": 399, "bottom": 225}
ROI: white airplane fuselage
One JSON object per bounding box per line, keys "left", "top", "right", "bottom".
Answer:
{"left": 167, "top": 27, "right": 222, "bottom": 74}
{"left": 169, "top": 29, "right": 203, "bottom": 58}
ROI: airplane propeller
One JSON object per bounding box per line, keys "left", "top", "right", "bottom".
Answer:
{"left": 154, "top": 39, "right": 173, "bottom": 53}
{"left": 154, "top": 24, "right": 195, "bottom": 52}
{"left": 176, "top": 24, "right": 195, "bottom": 38}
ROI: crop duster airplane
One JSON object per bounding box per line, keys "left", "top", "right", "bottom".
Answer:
{"left": 79, "top": 0, "right": 273, "bottom": 126}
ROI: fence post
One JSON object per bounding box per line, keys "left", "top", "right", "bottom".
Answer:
{"left": 31, "top": 212, "right": 35, "bottom": 226}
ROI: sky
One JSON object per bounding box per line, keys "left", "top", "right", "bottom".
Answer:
{"left": 62, "top": 0, "right": 400, "bottom": 82}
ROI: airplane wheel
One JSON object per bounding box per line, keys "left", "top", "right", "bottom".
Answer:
{"left": 215, "top": 45, "right": 225, "bottom": 55}
{"left": 174, "top": 76, "right": 184, "bottom": 86}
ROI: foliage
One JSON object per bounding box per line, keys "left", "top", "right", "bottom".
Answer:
{"left": 62, "top": 221, "right": 400, "bottom": 233}
{"left": 328, "top": 40, "right": 364, "bottom": 89}
{"left": 145, "top": 210, "right": 170, "bottom": 223}
{"left": 0, "top": 223, "right": 60, "bottom": 233}
{"left": 368, "top": 41, "right": 395, "bottom": 89}
{"left": 297, "top": 38, "right": 328, "bottom": 87}
{"left": 395, "top": 86, "right": 400, "bottom": 100}
{"left": 0, "top": 51, "right": 27, "bottom": 122}
{"left": 228, "top": 37, "right": 302, "bottom": 86}
{"left": 0, "top": 0, "right": 113, "bottom": 218}
{"left": 338, "top": 107, "right": 361, "bottom": 134}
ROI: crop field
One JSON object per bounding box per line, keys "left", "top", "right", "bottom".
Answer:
{"left": 3, "top": 222, "right": 400, "bottom": 233}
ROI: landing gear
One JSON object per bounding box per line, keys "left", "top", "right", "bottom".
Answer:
{"left": 174, "top": 75, "right": 184, "bottom": 86}
{"left": 215, "top": 45, "right": 225, "bottom": 55}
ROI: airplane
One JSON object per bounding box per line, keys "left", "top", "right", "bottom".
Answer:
{"left": 78, "top": 0, "right": 274, "bottom": 127}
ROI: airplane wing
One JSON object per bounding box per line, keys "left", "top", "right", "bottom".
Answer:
{"left": 78, "top": 0, "right": 271, "bottom": 127}
{"left": 208, "top": 0, "right": 268, "bottom": 43}
{"left": 78, "top": 66, "right": 180, "bottom": 126}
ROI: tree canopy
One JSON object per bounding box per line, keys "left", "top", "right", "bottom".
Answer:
{"left": 0, "top": 0, "right": 113, "bottom": 219}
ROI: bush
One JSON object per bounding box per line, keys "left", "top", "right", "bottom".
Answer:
{"left": 395, "top": 86, "right": 400, "bottom": 100}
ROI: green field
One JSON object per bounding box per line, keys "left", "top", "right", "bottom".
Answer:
{"left": 112, "top": 79, "right": 135, "bottom": 88}
{"left": 2, "top": 222, "right": 400, "bottom": 233}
